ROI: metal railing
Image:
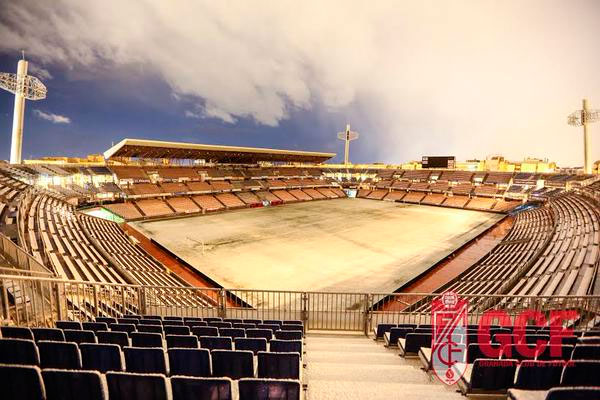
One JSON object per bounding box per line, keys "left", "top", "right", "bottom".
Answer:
{"left": 0, "top": 233, "right": 55, "bottom": 277}
{"left": 1, "top": 274, "right": 599, "bottom": 333}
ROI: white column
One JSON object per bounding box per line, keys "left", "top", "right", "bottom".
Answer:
{"left": 583, "top": 98, "right": 591, "bottom": 174}
{"left": 10, "top": 59, "right": 28, "bottom": 164}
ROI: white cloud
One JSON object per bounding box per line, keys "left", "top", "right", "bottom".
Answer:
{"left": 33, "top": 109, "right": 70, "bottom": 124}
{"left": 1, "top": 1, "right": 599, "bottom": 165}
{"left": 28, "top": 63, "right": 52, "bottom": 80}
{"left": 184, "top": 110, "right": 201, "bottom": 119}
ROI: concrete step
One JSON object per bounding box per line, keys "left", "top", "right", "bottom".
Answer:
{"left": 305, "top": 333, "right": 462, "bottom": 400}
{"left": 307, "top": 381, "right": 461, "bottom": 400}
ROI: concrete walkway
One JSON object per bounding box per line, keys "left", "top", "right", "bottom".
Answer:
{"left": 305, "top": 333, "right": 463, "bottom": 400}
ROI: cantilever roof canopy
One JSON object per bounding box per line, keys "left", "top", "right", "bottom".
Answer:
{"left": 104, "top": 139, "right": 335, "bottom": 164}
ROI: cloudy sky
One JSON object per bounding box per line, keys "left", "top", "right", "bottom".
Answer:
{"left": 0, "top": 0, "right": 599, "bottom": 165}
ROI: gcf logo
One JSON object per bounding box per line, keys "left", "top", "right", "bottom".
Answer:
{"left": 431, "top": 291, "right": 468, "bottom": 385}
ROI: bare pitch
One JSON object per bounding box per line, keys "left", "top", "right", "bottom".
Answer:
{"left": 133, "top": 199, "right": 502, "bottom": 293}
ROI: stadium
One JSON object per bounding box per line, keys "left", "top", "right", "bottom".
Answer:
{"left": 1, "top": 3, "right": 600, "bottom": 400}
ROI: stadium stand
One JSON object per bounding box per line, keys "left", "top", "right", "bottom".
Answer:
{"left": 135, "top": 199, "right": 173, "bottom": 217}
{"left": 166, "top": 197, "right": 201, "bottom": 214}
{"left": 191, "top": 195, "right": 225, "bottom": 212}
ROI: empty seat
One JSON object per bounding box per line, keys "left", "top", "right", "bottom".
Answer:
{"left": 243, "top": 319, "right": 261, "bottom": 325}
{"left": 257, "top": 324, "right": 280, "bottom": 333}
{"left": 0, "top": 326, "right": 33, "bottom": 340}
{"left": 235, "top": 337, "right": 268, "bottom": 355}
{"left": 38, "top": 340, "right": 82, "bottom": 369}
{"left": 545, "top": 387, "right": 600, "bottom": 399}
{"left": 536, "top": 344, "right": 573, "bottom": 361}
{"left": 280, "top": 324, "right": 304, "bottom": 334}
{"left": 80, "top": 343, "right": 123, "bottom": 373}
{"left": 96, "top": 317, "right": 117, "bottom": 324}
{"left": 166, "top": 334, "right": 199, "bottom": 349}
{"left": 258, "top": 351, "right": 301, "bottom": 379}
{"left": 274, "top": 330, "right": 302, "bottom": 341}
{"left": 131, "top": 332, "right": 163, "bottom": 348}
{"left": 137, "top": 325, "right": 163, "bottom": 334}
{"left": 204, "top": 317, "right": 223, "bottom": 322}
{"left": 97, "top": 331, "right": 130, "bottom": 348}
{"left": 571, "top": 344, "right": 600, "bottom": 360}
{"left": 238, "top": 378, "right": 301, "bottom": 400}
{"left": 110, "top": 323, "right": 137, "bottom": 335}
{"left": 219, "top": 328, "right": 245, "bottom": 339}
{"left": 124, "top": 346, "right": 167, "bottom": 374}
{"left": 56, "top": 321, "right": 82, "bottom": 330}
{"left": 234, "top": 323, "right": 256, "bottom": 329}
{"left": 82, "top": 322, "right": 109, "bottom": 332}
{"left": 171, "top": 376, "right": 232, "bottom": 400}
{"left": 270, "top": 340, "right": 302, "bottom": 358}
{"left": 246, "top": 329, "right": 273, "bottom": 342}
{"left": 0, "top": 363, "right": 45, "bottom": 400}
{"left": 561, "top": 360, "right": 600, "bottom": 386}
{"left": 207, "top": 322, "right": 232, "bottom": 329}
{"left": 211, "top": 350, "right": 254, "bottom": 379}
{"left": 31, "top": 328, "right": 65, "bottom": 342}
{"left": 185, "top": 321, "right": 208, "bottom": 328}
{"left": 139, "top": 319, "right": 163, "bottom": 326}
{"left": 118, "top": 318, "right": 139, "bottom": 326}
{"left": 42, "top": 369, "right": 107, "bottom": 400}
{"left": 262, "top": 320, "right": 283, "bottom": 327}
{"left": 501, "top": 344, "right": 536, "bottom": 361}
{"left": 64, "top": 329, "right": 97, "bottom": 344}
{"left": 106, "top": 371, "right": 169, "bottom": 400}
{"left": 384, "top": 327, "right": 413, "bottom": 347}
{"left": 513, "top": 360, "right": 563, "bottom": 390}
{"left": 164, "top": 316, "right": 183, "bottom": 321}
{"left": 163, "top": 325, "right": 190, "bottom": 336}
{"left": 0, "top": 338, "right": 39, "bottom": 365}
{"left": 168, "top": 348, "right": 211, "bottom": 377}
{"left": 399, "top": 333, "right": 432, "bottom": 356}
{"left": 458, "top": 359, "right": 518, "bottom": 395}
{"left": 192, "top": 326, "right": 219, "bottom": 337}
{"left": 200, "top": 336, "right": 232, "bottom": 351}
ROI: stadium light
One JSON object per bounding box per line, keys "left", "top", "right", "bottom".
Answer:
{"left": 337, "top": 124, "right": 359, "bottom": 165}
{"left": 567, "top": 98, "right": 599, "bottom": 174}
{"left": 0, "top": 53, "right": 48, "bottom": 164}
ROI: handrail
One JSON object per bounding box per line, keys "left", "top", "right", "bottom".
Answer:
{"left": 1, "top": 274, "right": 599, "bottom": 300}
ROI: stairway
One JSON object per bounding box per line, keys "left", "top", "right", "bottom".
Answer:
{"left": 305, "top": 333, "right": 463, "bottom": 400}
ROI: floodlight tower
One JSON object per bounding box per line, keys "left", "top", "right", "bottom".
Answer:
{"left": 337, "top": 124, "right": 359, "bottom": 164}
{"left": 568, "top": 98, "right": 599, "bottom": 174}
{"left": 0, "top": 54, "right": 48, "bottom": 164}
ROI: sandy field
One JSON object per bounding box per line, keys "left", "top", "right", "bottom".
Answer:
{"left": 133, "top": 198, "right": 501, "bottom": 293}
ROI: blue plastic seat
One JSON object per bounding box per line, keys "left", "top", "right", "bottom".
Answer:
{"left": 124, "top": 346, "right": 167, "bottom": 374}
{"left": 168, "top": 348, "right": 211, "bottom": 377}
{"left": 0, "top": 363, "right": 45, "bottom": 400}
{"left": 106, "top": 371, "right": 169, "bottom": 400}
{"left": 257, "top": 351, "right": 300, "bottom": 379}
{"left": 80, "top": 343, "right": 123, "bottom": 373}
{"left": 38, "top": 340, "right": 82, "bottom": 369}
{"left": 42, "top": 368, "right": 107, "bottom": 400}
{"left": 0, "top": 338, "right": 39, "bottom": 365}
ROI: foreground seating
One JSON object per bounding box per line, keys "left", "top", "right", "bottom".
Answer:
{"left": 42, "top": 369, "right": 107, "bottom": 400}
{"left": 457, "top": 359, "right": 518, "bottom": 396}
{"left": 0, "top": 363, "right": 46, "bottom": 400}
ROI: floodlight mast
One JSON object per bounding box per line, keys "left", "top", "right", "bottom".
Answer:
{"left": 0, "top": 55, "right": 47, "bottom": 164}
{"left": 568, "top": 98, "right": 599, "bottom": 174}
{"left": 337, "top": 124, "right": 359, "bottom": 164}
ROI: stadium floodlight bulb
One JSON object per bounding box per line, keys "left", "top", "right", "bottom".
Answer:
{"left": 567, "top": 99, "right": 599, "bottom": 174}
{"left": 337, "top": 124, "right": 359, "bottom": 164}
{"left": 0, "top": 53, "right": 48, "bottom": 164}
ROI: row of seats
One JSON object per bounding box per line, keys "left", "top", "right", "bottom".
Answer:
{"left": 0, "top": 337, "right": 302, "bottom": 379}
{"left": 357, "top": 188, "right": 519, "bottom": 212}
{"left": 104, "top": 187, "right": 346, "bottom": 220}
{"left": 0, "top": 364, "right": 302, "bottom": 400}
{"left": 371, "top": 323, "right": 600, "bottom": 398}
